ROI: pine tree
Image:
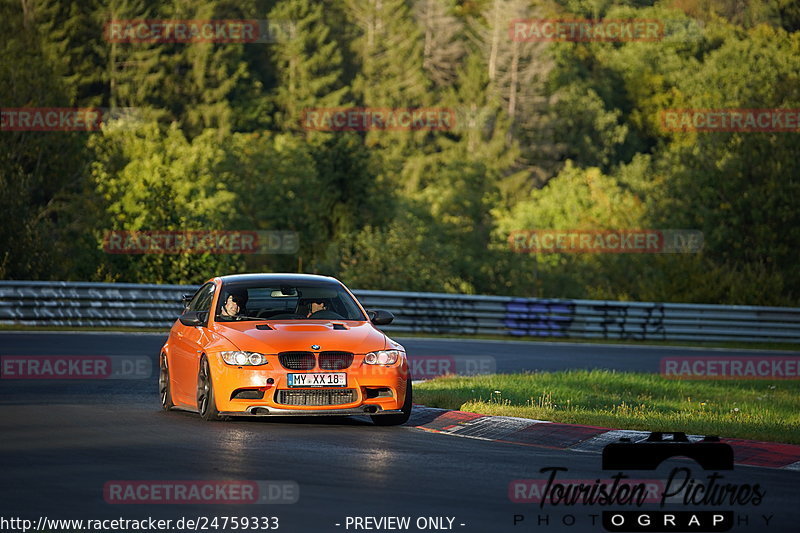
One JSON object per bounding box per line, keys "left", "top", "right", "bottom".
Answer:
{"left": 346, "top": 0, "right": 429, "bottom": 108}
{"left": 268, "top": 0, "right": 349, "bottom": 133}
{"left": 413, "top": 0, "right": 466, "bottom": 87}
{"left": 470, "top": 0, "right": 552, "bottom": 130}
{"left": 159, "top": 0, "right": 249, "bottom": 135}
{"left": 106, "top": 0, "right": 164, "bottom": 116}
{"left": 0, "top": 0, "right": 90, "bottom": 279}
{"left": 344, "top": 0, "right": 435, "bottom": 168}
{"left": 106, "top": 0, "right": 254, "bottom": 135}
{"left": 32, "top": 0, "right": 109, "bottom": 106}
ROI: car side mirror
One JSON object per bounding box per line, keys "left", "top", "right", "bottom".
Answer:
{"left": 368, "top": 309, "right": 394, "bottom": 326}
{"left": 179, "top": 310, "right": 207, "bottom": 327}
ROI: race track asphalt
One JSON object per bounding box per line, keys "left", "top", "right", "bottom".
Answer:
{"left": 1, "top": 332, "right": 797, "bottom": 533}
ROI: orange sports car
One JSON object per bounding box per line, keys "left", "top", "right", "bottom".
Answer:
{"left": 159, "top": 273, "right": 411, "bottom": 424}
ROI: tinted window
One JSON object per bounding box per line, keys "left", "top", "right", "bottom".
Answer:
{"left": 216, "top": 282, "right": 365, "bottom": 321}
{"left": 187, "top": 283, "right": 215, "bottom": 313}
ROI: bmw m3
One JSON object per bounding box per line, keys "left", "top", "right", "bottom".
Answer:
{"left": 159, "top": 273, "right": 411, "bottom": 424}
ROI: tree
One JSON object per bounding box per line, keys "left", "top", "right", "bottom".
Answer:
{"left": 338, "top": 208, "right": 467, "bottom": 292}
{"left": 347, "top": 0, "right": 429, "bottom": 108}
{"left": 0, "top": 0, "right": 90, "bottom": 280}
{"left": 413, "top": 0, "right": 466, "bottom": 87}
{"left": 652, "top": 22, "right": 800, "bottom": 301}
{"left": 221, "top": 132, "right": 327, "bottom": 273}
{"left": 106, "top": 0, "right": 253, "bottom": 136}
{"left": 268, "top": 0, "right": 349, "bottom": 132}
{"left": 470, "top": 0, "right": 552, "bottom": 129}
{"left": 32, "top": 0, "right": 109, "bottom": 106}
{"left": 494, "top": 161, "right": 649, "bottom": 299}
{"left": 90, "top": 123, "right": 240, "bottom": 283}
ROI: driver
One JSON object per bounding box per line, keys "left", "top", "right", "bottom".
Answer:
{"left": 220, "top": 292, "right": 246, "bottom": 319}
{"left": 306, "top": 300, "right": 328, "bottom": 317}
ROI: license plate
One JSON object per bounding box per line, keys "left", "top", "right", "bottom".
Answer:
{"left": 287, "top": 373, "right": 347, "bottom": 388}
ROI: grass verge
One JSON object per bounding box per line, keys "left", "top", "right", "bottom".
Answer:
{"left": 414, "top": 370, "right": 800, "bottom": 444}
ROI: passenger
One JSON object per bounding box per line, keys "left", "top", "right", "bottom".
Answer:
{"left": 220, "top": 293, "right": 246, "bottom": 318}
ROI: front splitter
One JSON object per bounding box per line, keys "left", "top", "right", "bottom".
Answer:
{"left": 219, "top": 406, "right": 404, "bottom": 416}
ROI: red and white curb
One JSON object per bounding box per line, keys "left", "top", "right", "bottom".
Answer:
{"left": 409, "top": 406, "right": 800, "bottom": 470}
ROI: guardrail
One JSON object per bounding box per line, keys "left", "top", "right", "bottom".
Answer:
{"left": 1, "top": 280, "right": 799, "bottom": 343}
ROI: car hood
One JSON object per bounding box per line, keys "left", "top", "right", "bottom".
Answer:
{"left": 214, "top": 321, "right": 387, "bottom": 354}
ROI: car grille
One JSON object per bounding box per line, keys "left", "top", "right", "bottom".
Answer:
{"left": 278, "top": 351, "right": 315, "bottom": 370}
{"left": 275, "top": 389, "right": 357, "bottom": 406}
{"left": 318, "top": 351, "right": 354, "bottom": 370}
{"left": 277, "top": 351, "right": 354, "bottom": 370}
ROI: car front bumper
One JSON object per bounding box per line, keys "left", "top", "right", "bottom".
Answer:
{"left": 207, "top": 352, "right": 409, "bottom": 414}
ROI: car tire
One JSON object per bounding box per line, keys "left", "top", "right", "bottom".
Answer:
{"left": 197, "top": 356, "right": 223, "bottom": 421}
{"left": 159, "top": 353, "right": 174, "bottom": 411}
{"left": 372, "top": 378, "right": 412, "bottom": 426}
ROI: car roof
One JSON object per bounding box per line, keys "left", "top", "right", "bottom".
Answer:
{"left": 216, "top": 273, "right": 342, "bottom": 287}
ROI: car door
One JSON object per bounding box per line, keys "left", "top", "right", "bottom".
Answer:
{"left": 171, "top": 283, "right": 216, "bottom": 406}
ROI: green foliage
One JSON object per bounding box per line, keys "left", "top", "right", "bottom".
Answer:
{"left": 90, "top": 123, "right": 240, "bottom": 283}
{"left": 346, "top": 0, "right": 432, "bottom": 160}
{"left": 0, "top": 0, "right": 91, "bottom": 280}
{"left": 652, "top": 23, "right": 800, "bottom": 299}
{"left": 268, "top": 0, "right": 349, "bottom": 131}
{"left": 495, "top": 161, "right": 649, "bottom": 298}
{"left": 337, "top": 208, "right": 468, "bottom": 293}
{"left": 33, "top": 0, "right": 109, "bottom": 106}
{"left": 1, "top": 0, "right": 797, "bottom": 306}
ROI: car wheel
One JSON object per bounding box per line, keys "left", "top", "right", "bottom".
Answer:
{"left": 159, "top": 353, "right": 174, "bottom": 411}
{"left": 372, "top": 378, "right": 412, "bottom": 426}
{"left": 197, "top": 356, "right": 223, "bottom": 421}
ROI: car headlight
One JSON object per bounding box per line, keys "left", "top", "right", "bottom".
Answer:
{"left": 220, "top": 351, "right": 268, "bottom": 366}
{"left": 364, "top": 349, "right": 403, "bottom": 365}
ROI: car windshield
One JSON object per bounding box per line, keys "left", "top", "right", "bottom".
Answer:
{"left": 215, "top": 281, "right": 366, "bottom": 322}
